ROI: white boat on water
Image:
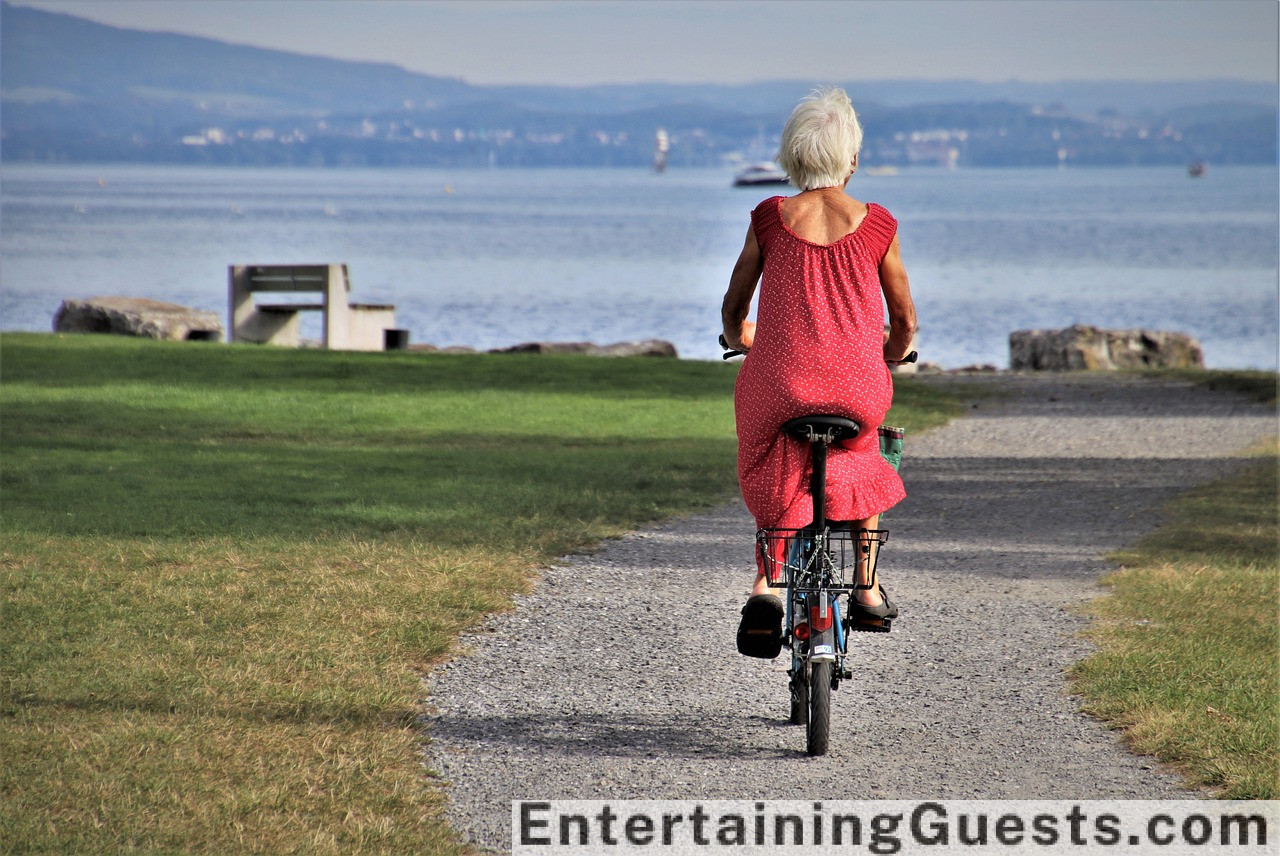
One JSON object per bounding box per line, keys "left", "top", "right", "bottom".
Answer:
{"left": 733, "top": 163, "right": 790, "bottom": 187}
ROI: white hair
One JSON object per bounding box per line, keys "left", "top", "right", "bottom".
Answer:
{"left": 776, "top": 87, "right": 864, "bottom": 191}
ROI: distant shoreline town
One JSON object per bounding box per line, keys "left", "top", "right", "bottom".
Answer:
{"left": 9, "top": 94, "right": 1274, "bottom": 171}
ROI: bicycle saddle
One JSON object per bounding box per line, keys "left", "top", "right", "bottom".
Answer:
{"left": 782, "top": 414, "right": 861, "bottom": 443}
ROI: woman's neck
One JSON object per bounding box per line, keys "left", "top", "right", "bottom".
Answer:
{"left": 803, "top": 177, "right": 851, "bottom": 195}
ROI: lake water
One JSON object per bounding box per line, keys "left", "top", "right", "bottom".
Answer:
{"left": 2, "top": 164, "right": 1276, "bottom": 369}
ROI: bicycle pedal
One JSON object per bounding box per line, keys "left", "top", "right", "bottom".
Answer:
{"left": 849, "top": 617, "right": 892, "bottom": 633}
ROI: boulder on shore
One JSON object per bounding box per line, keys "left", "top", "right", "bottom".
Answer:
{"left": 1009, "top": 325, "right": 1203, "bottom": 371}
{"left": 598, "top": 339, "right": 679, "bottom": 358}
{"left": 489, "top": 339, "right": 678, "bottom": 358}
{"left": 490, "top": 341, "right": 599, "bottom": 355}
{"left": 54, "top": 297, "right": 224, "bottom": 342}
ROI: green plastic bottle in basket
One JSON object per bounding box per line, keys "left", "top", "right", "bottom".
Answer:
{"left": 878, "top": 426, "right": 904, "bottom": 472}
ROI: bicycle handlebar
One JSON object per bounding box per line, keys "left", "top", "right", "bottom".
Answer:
{"left": 719, "top": 334, "right": 917, "bottom": 365}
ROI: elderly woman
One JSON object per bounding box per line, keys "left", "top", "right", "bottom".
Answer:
{"left": 722, "top": 87, "right": 918, "bottom": 658}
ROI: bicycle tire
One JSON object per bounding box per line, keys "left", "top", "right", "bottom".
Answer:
{"left": 806, "top": 661, "right": 832, "bottom": 756}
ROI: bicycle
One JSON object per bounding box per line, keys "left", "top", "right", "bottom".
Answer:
{"left": 721, "top": 336, "right": 914, "bottom": 755}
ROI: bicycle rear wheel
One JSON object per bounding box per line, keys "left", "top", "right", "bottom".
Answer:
{"left": 806, "top": 661, "right": 831, "bottom": 756}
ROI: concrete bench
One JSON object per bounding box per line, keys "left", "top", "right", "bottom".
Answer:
{"left": 228, "top": 264, "right": 399, "bottom": 351}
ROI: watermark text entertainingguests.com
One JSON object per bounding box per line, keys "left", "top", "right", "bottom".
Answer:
{"left": 512, "top": 800, "right": 1276, "bottom": 854}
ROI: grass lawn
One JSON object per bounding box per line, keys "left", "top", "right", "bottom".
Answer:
{"left": 0, "top": 333, "right": 965, "bottom": 854}
{"left": 1071, "top": 371, "right": 1278, "bottom": 798}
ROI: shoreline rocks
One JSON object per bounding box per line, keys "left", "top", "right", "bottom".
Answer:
{"left": 53, "top": 297, "right": 223, "bottom": 342}
{"left": 490, "top": 339, "right": 679, "bottom": 358}
{"left": 412, "top": 339, "right": 680, "bottom": 358}
{"left": 37, "top": 309, "right": 1218, "bottom": 376}
{"left": 1010, "top": 325, "right": 1203, "bottom": 371}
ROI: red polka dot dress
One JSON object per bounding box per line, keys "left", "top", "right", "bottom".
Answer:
{"left": 735, "top": 196, "right": 906, "bottom": 567}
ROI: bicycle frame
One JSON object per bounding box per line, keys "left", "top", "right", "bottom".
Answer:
{"left": 754, "top": 417, "right": 895, "bottom": 754}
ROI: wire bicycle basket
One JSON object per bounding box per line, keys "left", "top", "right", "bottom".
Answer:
{"left": 757, "top": 526, "right": 888, "bottom": 591}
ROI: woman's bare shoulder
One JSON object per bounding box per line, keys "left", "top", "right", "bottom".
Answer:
{"left": 781, "top": 192, "right": 865, "bottom": 214}
{"left": 780, "top": 192, "right": 869, "bottom": 243}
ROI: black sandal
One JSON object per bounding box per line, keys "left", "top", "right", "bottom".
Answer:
{"left": 849, "top": 559, "right": 899, "bottom": 621}
{"left": 847, "top": 560, "right": 899, "bottom": 633}
{"left": 736, "top": 594, "right": 784, "bottom": 659}
{"left": 849, "top": 585, "right": 898, "bottom": 620}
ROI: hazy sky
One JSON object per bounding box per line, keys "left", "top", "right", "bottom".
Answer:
{"left": 10, "top": 0, "right": 1279, "bottom": 87}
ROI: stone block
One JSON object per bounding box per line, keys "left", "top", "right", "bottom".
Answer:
{"left": 54, "top": 297, "right": 223, "bottom": 342}
{"left": 1009, "top": 325, "right": 1203, "bottom": 371}
{"left": 597, "top": 339, "right": 679, "bottom": 358}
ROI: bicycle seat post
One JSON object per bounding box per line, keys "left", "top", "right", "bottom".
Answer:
{"left": 809, "top": 432, "right": 830, "bottom": 534}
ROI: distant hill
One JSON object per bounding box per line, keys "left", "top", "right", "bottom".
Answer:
{"left": 483, "top": 78, "right": 1277, "bottom": 119}
{"left": 2, "top": 2, "right": 1275, "bottom": 168}
{"left": 0, "top": 2, "right": 472, "bottom": 114}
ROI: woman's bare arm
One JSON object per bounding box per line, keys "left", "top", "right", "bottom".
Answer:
{"left": 721, "top": 225, "right": 763, "bottom": 351}
{"left": 880, "top": 235, "right": 918, "bottom": 362}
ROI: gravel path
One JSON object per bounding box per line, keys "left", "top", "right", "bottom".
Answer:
{"left": 421, "top": 373, "right": 1274, "bottom": 853}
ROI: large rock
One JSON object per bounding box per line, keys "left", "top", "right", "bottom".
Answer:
{"left": 1009, "top": 325, "right": 1203, "bottom": 371}
{"left": 597, "top": 339, "right": 679, "bottom": 358}
{"left": 490, "top": 341, "right": 599, "bottom": 355}
{"left": 54, "top": 297, "right": 223, "bottom": 342}
{"left": 489, "top": 339, "right": 678, "bottom": 358}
